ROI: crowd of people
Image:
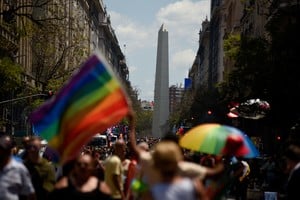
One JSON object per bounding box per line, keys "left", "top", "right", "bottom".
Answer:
{"left": 1, "top": 113, "right": 300, "bottom": 200}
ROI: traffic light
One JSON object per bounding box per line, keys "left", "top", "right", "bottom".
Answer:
{"left": 44, "top": 90, "right": 55, "bottom": 100}
{"left": 276, "top": 136, "right": 281, "bottom": 141}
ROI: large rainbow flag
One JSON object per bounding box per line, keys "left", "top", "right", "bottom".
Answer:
{"left": 30, "top": 52, "right": 131, "bottom": 163}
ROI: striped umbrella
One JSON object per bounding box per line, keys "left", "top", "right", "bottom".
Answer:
{"left": 179, "top": 123, "right": 259, "bottom": 158}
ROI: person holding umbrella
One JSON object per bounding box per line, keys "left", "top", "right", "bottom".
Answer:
{"left": 205, "top": 134, "right": 252, "bottom": 200}
{"left": 126, "top": 112, "right": 225, "bottom": 198}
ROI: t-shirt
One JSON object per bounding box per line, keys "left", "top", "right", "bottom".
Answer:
{"left": 24, "top": 157, "right": 56, "bottom": 199}
{"left": 0, "top": 158, "right": 35, "bottom": 200}
{"left": 104, "top": 155, "right": 124, "bottom": 199}
{"left": 151, "top": 178, "right": 198, "bottom": 200}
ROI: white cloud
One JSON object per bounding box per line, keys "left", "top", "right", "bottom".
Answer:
{"left": 171, "top": 49, "right": 196, "bottom": 70}
{"left": 109, "top": 11, "right": 155, "bottom": 54}
{"left": 156, "top": 0, "right": 210, "bottom": 42}
{"left": 105, "top": 0, "right": 210, "bottom": 100}
{"left": 157, "top": 0, "right": 209, "bottom": 24}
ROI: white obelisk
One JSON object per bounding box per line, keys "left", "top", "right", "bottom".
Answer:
{"left": 152, "top": 24, "right": 169, "bottom": 138}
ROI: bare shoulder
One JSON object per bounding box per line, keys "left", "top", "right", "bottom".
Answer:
{"left": 55, "top": 176, "right": 68, "bottom": 189}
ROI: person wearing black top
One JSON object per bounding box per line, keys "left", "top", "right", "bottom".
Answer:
{"left": 49, "top": 153, "right": 111, "bottom": 200}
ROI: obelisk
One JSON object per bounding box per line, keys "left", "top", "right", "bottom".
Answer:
{"left": 152, "top": 24, "right": 169, "bottom": 138}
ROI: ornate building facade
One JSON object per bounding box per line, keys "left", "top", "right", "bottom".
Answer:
{"left": 0, "top": 0, "right": 128, "bottom": 135}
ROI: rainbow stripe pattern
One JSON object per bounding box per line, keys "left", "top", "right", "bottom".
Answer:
{"left": 30, "top": 52, "right": 131, "bottom": 163}
{"left": 179, "top": 123, "right": 259, "bottom": 158}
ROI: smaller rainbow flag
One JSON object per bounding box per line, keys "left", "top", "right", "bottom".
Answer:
{"left": 30, "top": 52, "right": 131, "bottom": 163}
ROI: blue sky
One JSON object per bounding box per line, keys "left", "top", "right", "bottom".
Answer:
{"left": 103, "top": 0, "right": 210, "bottom": 101}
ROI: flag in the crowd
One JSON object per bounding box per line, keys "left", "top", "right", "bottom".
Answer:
{"left": 30, "top": 52, "right": 131, "bottom": 163}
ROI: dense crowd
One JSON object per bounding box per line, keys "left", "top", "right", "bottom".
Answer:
{"left": 1, "top": 115, "right": 300, "bottom": 200}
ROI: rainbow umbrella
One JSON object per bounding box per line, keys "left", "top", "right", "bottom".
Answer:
{"left": 179, "top": 123, "right": 259, "bottom": 158}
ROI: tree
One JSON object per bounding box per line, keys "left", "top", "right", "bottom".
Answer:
{"left": 0, "top": 1, "right": 90, "bottom": 135}
{"left": 0, "top": 1, "right": 65, "bottom": 26}
{"left": 125, "top": 85, "right": 153, "bottom": 135}
{"left": 224, "top": 33, "right": 241, "bottom": 59}
{"left": 1, "top": 1, "right": 89, "bottom": 91}
{"left": 0, "top": 56, "right": 23, "bottom": 128}
{"left": 0, "top": 57, "right": 23, "bottom": 95}
{"left": 219, "top": 35, "right": 270, "bottom": 103}
{"left": 170, "top": 89, "right": 194, "bottom": 128}
{"left": 136, "top": 110, "right": 153, "bottom": 135}
{"left": 265, "top": 3, "right": 300, "bottom": 128}
{"left": 218, "top": 3, "right": 300, "bottom": 134}
{"left": 30, "top": 1, "right": 89, "bottom": 91}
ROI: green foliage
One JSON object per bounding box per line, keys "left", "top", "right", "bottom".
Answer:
{"left": 136, "top": 110, "right": 153, "bottom": 134}
{"left": 29, "top": 99, "right": 45, "bottom": 110}
{"left": 178, "top": 90, "right": 194, "bottom": 124}
{"left": 224, "top": 34, "right": 241, "bottom": 59}
{"left": 0, "top": 57, "right": 23, "bottom": 94}
{"left": 169, "top": 108, "right": 181, "bottom": 128}
{"left": 218, "top": 4, "right": 300, "bottom": 131}
{"left": 46, "top": 74, "right": 70, "bottom": 93}
{"left": 218, "top": 36, "right": 269, "bottom": 102}
{"left": 125, "top": 85, "right": 153, "bottom": 134}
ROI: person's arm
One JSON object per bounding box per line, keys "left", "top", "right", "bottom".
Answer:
{"left": 194, "top": 178, "right": 209, "bottom": 200}
{"left": 204, "top": 162, "right": 224, "bottom": 178}
{"left": 99, "top": 181, "right": 111, "bottom": 196}
{"left": 127, "top": 111, "right": 141, "bottom": 158}
{"left": 125, "top": 161, "right": 138, "bottom": 199}
{"left": 112, "top": 174, "right": 125, "bottom": 200}
{"left": 179, "top": 161, "right": 224, "bottom": 180}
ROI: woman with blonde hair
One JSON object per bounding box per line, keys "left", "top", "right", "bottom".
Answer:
{"left": 143, "top": 141, "right": 208, "bottom": 200}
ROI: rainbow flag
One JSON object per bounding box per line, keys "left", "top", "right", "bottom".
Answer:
{"left": 30, "top": 52, "right": 131, "bottom": 163}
